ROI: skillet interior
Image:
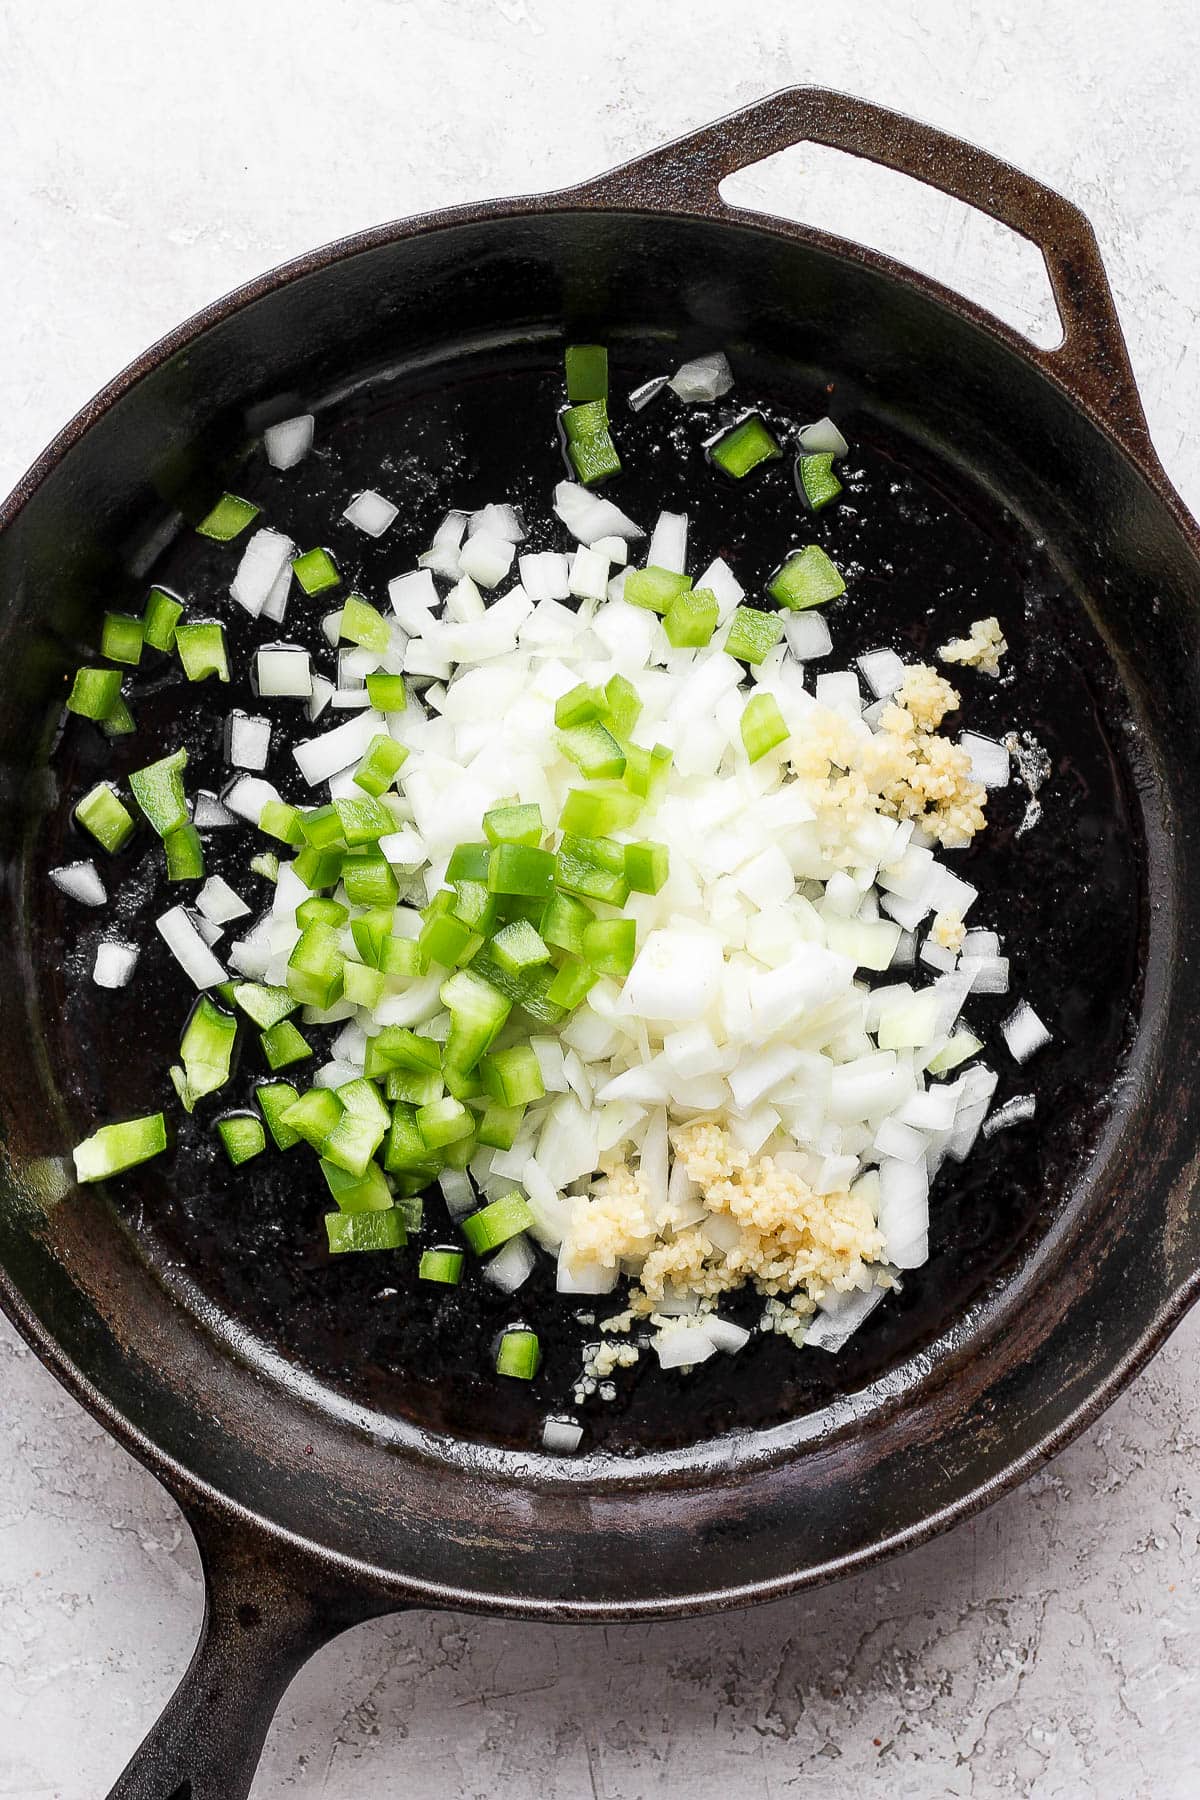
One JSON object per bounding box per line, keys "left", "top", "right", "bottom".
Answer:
{"left": 0, "top": 206, "right": 1195, "bottom": 1611}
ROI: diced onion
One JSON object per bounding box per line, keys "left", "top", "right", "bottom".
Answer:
{"left": 256, "top": 646, "right": 312, "bottom": 699}
{"left": 225, "top": 710, "right": 271, "bottom": 771}
{"left": 484, "top": 1233, "right": 536, "bottom": 1292}
{"left": 93, "top": 941, "right": 138, "bottom": 987}
{"left": 156, "top": 906, "right": 227, "bottom": 988}
{"left": 553, "top": 482, "right": 643, "bottom": 544}
{"left": 1000, "top": 1001, "right": 1051, "bottom": 1063}
{"left": 50, "top": 861, "right": 107, "bottom": 906}
{"left": 959, "top": 731, "right": 1011, "bottom": 788}
{"left": 343, "top": 489, "right": 398, "bottom": 537}
{"left": 668, "top": 352, "right": 733, "bottom": 402}
{"left": 230, "top": 529, "right": 294, "bottom": 618}
{"left": 222, "top": 775, "right": 282, "bottom": 824}
{"left": 647, "top": 509, "right": 688, "bottom": 575}
{"left": 263, "top": 414, "right": 313, "bottom": 469}
{"left": 292, "top": 711, "right": 383, "bottom": 786}
{"left": 629, "top": 376, "right": 669, "bottom": 412}
{"left": 653, "top": 1325, "right": 717, "bottom": 1368}
{"left": 542, "top": 1417, "right": 584, "bottom": 1453}
{"left": 196, "top": 875, "right": 251, "bottom": 926}
{"left": 797, "top": 416, "right": 849, "bottom": 458}
{"left": 857, "top": 648, "right": 907, "bottom": 699}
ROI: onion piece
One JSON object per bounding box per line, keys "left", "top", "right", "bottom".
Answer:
{"left": 959, "top": 731, "right": 1011, "bottom": 788}
{"left": 647, "top": 510, "right": 688, "bottom": 575}
{"left": 652, "top": 1325, "right": 717, "bottom": 1368}
{"left": 93, "top": 941, "right": 138, "bottom": 988}
{"left": 469, "top": 502, "right": 525, "bottom": 542}
{"left": 629, "top": 376, "right": 669, "bottom": 412}
{"left": 230, "top": 528, "right": 295, "bottom": 618}
{"left": 222, "top": 775, "right": 282, "bottom": 824}
{"left": 542, "top": 1417, "right": 584, "bottom": 1453}
{"left": 1000, "top": 1001, "right": 1051, "bottom": 1063}
{"left": 193, "top": 789, "right": 236, "bottom": 829}
{"left": 784, "top": 612, "right": 833, "bottom": 661}
{"left": 797, "top": 416, "right": 849, "bottom": 458}
{"left": 804, "top": 1283, "right": 885, "bottom": 1351}
{"left": 156, "top": 906, "right": 227, "bottom": 988}
{"left": 983, "top": 1093, "right": 1036, "bottom": 1137}
{"left": 292, "top": 711, "right": 383, "bottom": 786}
{"left": 702, "top": 1316, "right": 752, "bottom": 1354}
{"left": 484, "top": 1233, "right": 536, "bottom": 1292}
{"left": 553, "top": 481, "right": 643, "bottom": 544}
{"left": 519, "top": 551, "right": 571, "bottom": 602}
{"left": 857, "top": 648, "right": 907, "bottom": 699}
{"left": 256, "top": 645, "right": 312, "bottom": 699}
{"left": 343, "top": 489, "right": 398, "bottom": 537}
{"left": 458, "top": 530, "right": 516, "bottom": 589}
{"left": 263, "top": 414, "right": 313, "bottom": 469}
{"left": 50, "top": 861, "right": 106, "bottom": 906}
{"left": 668, "top": 352, "right": 733, "bottom": 402}
{"left": 308, "top": 674, "right": 334, "bottom": 722}
{"left": 225, "top": 710, "right": 271, "bottom": 771}
{"left": 196, "top": 875, "right": 251, "bottom": 926}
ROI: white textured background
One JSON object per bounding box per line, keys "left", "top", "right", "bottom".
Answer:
{"left": 3, "top": 2, "right": 1199, "bottom": 1794}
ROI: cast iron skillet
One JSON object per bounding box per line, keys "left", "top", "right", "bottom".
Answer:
{"left": 2, "top": 87, "right": 1199, "bottom": 1799}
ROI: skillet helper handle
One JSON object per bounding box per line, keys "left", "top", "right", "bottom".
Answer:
{"left": 571, "top": 85, "right": 1152, "bottom": 461}
{"left": 106, "top": 1505, "right": 395, "bottom": 1800}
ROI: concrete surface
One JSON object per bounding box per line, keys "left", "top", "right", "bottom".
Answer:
{"left": 2, "top": 1, "right": 1199, "bottom": 1794}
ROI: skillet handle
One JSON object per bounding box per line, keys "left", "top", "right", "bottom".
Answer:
{"left": 105, "top": 1502, "right": 396, "bottom": 1800}
{"left": 570, "top": 85, "right": 1153, "bottom": 461}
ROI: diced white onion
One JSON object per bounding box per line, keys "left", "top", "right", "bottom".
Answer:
{"left": 484, "top": 1233, "right": 536, "bottom": 1292}
{"left": 230, "top": 528, "right": 295, "bottom": 618}
{"left": 541, "top": 1417, "right": 584, "bottom": 1453}
{"left": 343, "top": 489, "right": 398, "bottom": 536}
{"left": 668, "top": 352, "right": 733, "bottom": 402}
{"left": 222, "top": 775, "right": 281, "bottom": 824}
{"left": 256, "top": 646, "right": 312, "bottom": 699}
{"left": 653, "top": 1325, "right": 717, "bottom": 1368}
{"left": 804, "top": 1283, "right": 885, "bottom": 1351}
{"left": 647, "top": 510, "right": 687, "bottom": 575}
{"left": 702, "top": 1316, "right": 751, "bottom": 1353}
{"left": 292, "top": 711, "right": 383, "bottom": 785}
{"left": 308, "top": 673, "right": 334, "bottom": 721}
{"left": 797, "top": 416, "right": 849, "bottom": 458}
{"left": 194, "top": 790, "right": 237, "bottom": 829}
{"left": 469, "top": 502, "right": 525, "bottom": 543}
{"left": 784, "top": 612, "right": 833, "bottom": 661}
{"left": 959, "top": 731, "right": 1011, "bottom": 788}
{"left": 196, "top": 875, "right": 250, "bottom": 926}
{"left": 983, "top": 1093, "right": 1036, "bottom": 1137}
{"left": 50, "top": 861, "right": 107, "bottom": 906}
{"left": 93, "top": 941, "right": 138, "bottom": 987}
{"left": 156, "top": 906, "right": 227, "bottom": 988}
{"left": 629, "top": 376, "right": 669, "bottom": 412}
{"left": 567, "top": 545, "right": 611, "bottom": 602}
{"left": 1000, "top": 1001, "right": 1051, "bottom": 1063}
{"left": 264, "top": 414, "right": 313, "bottom": 469}
{"left": 458, "top": 530, "right": 515, "bottom": 589}
{"left": 857, "top": 648, "right": 907, "bottom": 699}
{"left": 553, "top": 482, "right": 643, "bottom": 544}
{"left": 226, "top": 710, "right": 271, "bottom": 771}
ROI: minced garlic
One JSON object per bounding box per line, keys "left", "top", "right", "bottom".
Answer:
{"left": 938, "top": 615, "right": 1008, "bottom": 677}
{"left": 931, "top": 908, "right": 966, "bottom": 952}
{"left": 560, "top": 1121, "right": 886, "bottom": 1319}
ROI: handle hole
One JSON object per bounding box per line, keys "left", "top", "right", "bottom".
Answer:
{"left": 720, "top": 142, "right": 1064, "bottom": 351}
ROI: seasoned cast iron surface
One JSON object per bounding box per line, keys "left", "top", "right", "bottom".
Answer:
{"left": 32, "top": 346, "right": 1145, "bottom": 1455}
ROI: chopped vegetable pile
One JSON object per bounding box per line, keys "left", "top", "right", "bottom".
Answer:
{"left": 55, "top": 342, "right": 1048, "bottom": 1454}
